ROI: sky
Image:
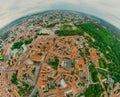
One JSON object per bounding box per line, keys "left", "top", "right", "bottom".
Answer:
{"left": 0, "top": 0, "right": 120, "bottom": 29}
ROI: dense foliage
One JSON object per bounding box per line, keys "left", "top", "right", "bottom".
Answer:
{"left": 55, "top": 29, "right": 84, "bottom": 36}
{"left": 11, "top": 41, "right": 24, "bottom": 50}
{"left": 48, "top": 56, "right": 59, "bottom": 70}
{"left": 11, "top": 70, "right": 18, "bottom": 84}
{"left": 98, "top": 58, "right": 106, "bottom": 69}
{"left": 24, "top": 39, "right": 33, "bottom": 44}
{"left": 84, "top": 84, "right": 103, "bottom": 97}
{"left": 78, "top": 22, "right": 120, "bottom": 82}
{"left": 18, "top": 80, "right": 34, "bottom": 96}
{"left": 89, "top": 63, "right": 99, "bottom": 82}
{"left": 55, "top": 22, "right": 120, "bottom": 82}
{"left": 0, "top": 55, "right": 4, "bottom": 62}
{"left": 55, "top": 24, "right": 83, "bottom": 36}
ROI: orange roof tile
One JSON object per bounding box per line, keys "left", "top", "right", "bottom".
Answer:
{"left": 68, "top": 81, "right": 80, "bottom": 94}
{"left": 76, "top": 58, "right": 86, "bottom": 72}
{"left": 89, "top": 48, "right": 99, "bottom": 67}
{"left": 30, "top": 55, "right": 42, "bottom": 62}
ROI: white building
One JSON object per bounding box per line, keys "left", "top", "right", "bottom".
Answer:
{"left": 60, "top": 79, "right": 67, "bottom": 88}
{"left": 39, "top": 29, "right": 52, "bottom": 34}
{"left": 22, "top": 44, "right": 28, "bottom": 53}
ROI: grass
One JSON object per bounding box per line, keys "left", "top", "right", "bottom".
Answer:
{"left": 48, "top": 56, "right": 59, "bottom": 70}
{"left": 24, "top": 39, "right": 33, "bottom": 44}
{"left": 48, "top": 85, "right": 55, "bottom": 90}
{"left": 11, "top": 41, "right": 24, "bottom": 50}
{"left": 0, "top": 55, "right": 4, "bottom": 62}
{"left": 48, "top": 77, "right": 54, "bottom": 81}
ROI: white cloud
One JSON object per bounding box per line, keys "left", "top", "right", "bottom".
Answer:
{"left": 0, "top": 0, "right": 120, "bottom": 29}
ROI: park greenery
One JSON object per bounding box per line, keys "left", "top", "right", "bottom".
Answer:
{"left": 11, "top": 41, "right": 24, "bottom": 50}
{"left": 11, "top": 70, "right": 34, "bottom": 96}
{"left": 24, "top": 38, "right": 33, "bottom": 44}
{"left": 55, "top": 24, "right": 83, "bottom": 36}
{"left": 0, "top": 55, "right": 4, "bottom": 62}
{"left": 55, "top": 22, "right": 120, "bottom": 82}
{"left": 89, "top": 62, "right": 99, "bottom": 82}
{"left": 31, "top": 67, "right": 36, "bottom": 75}
{"left": 83, "top": 84, "right": 103, "bottom": 97}
{"left": 55, "top": 29, "right": 84, "bottom": 36}
{"left": 48, "top": 56, "right": 59, "bottom": 70}
{"left": 79, "top": 22, "right": 120, "bottom": 82}
{"left": 17, "top": 80, "right": 34, "bottom": 96}
{"left": 11, "top": 38, "right": 33, "bottom": 50}
{"left": 11, "top": 70, "right": 18, "bottom": 85}
{"left": 1, "top": 12, "right": 120, "bottom": 97}
{"left": 98, "top": 58, "right": 106, "bottom": 69}
{"left": 48, "top": 77, "right": 54, "bottom": 81}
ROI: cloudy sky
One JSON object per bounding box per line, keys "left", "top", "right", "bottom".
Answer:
{"left": 0, "top": 0, "right": 120, "bottom": 29}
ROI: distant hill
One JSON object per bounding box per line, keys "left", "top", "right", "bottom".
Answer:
{"left": 0, "top": 10, "right": 120, "bottom": 39}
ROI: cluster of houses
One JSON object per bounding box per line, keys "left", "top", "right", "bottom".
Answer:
{"left": 0, "top": 11, "right": 115, "bottom": 97}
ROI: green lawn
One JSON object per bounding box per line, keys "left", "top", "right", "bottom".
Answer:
{"left": 0, "top": 55, "right": 4, "bottom": 62}
{"left": 11, "top": 41, "right": 24, "bottom": 50}
{"left": 48, "top": 56, "right": 59, "bottom": 70}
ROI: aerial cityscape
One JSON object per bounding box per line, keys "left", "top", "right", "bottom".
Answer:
{"left": 0, "top": 10, "right": 120, "bottom": 97}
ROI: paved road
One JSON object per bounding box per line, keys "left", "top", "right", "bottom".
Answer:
{"left": 29, "top": 84, "right": 38, "bottom": 97}
{"left": 96, "top": 67, "right": 108, "bottom": 72}
{"left": 29, "top": 54, "right": 47, "bottom": 97}
{"left": 29, "top": 37, "right": 56, "bottom": 97}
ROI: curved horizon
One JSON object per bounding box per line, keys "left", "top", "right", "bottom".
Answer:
{"left": 0, "top": 9, "right": 120, "bottom": 32}
{"left": 0, "top": 0, "right": 120, "bottom": 29}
